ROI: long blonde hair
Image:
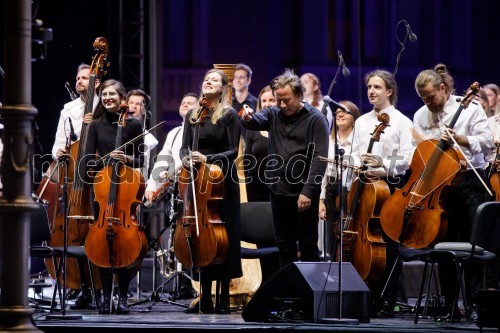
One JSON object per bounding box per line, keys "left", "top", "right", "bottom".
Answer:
{"left": 190, "top": 68, "right": 231, "bottom": 124}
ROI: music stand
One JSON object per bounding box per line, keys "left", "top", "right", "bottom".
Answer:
{"left": 45, "top": 152, "right": 82, "bottom": 320}
{"left": 319, "top": 100, "right": 358, "bottom": 325}
{"left": 129, "top": 192, "right": 187, "bottom": 311}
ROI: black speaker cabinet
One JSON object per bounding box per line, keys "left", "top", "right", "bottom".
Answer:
{"left": 241, "top": 262, "right": 370, "bottom": 323}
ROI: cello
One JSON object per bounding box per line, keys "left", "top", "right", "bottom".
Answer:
{"left": 489, "top": 143, "right": 500, "bottom": 201}
{"left": 174, "top": 98, "right": 229, "bottom": 269}
{"left": 380, "top": 83, "right": 479, "bottom": 249}
{"left": 342, "top": 113, "right": 390, "bottom": 283}
{"left": 84, "top": 108, "right": 147, "bottom": 269}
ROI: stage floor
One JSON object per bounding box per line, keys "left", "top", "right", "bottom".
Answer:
{"left": 31, "top": 294, "right": 491, "bottom": 333}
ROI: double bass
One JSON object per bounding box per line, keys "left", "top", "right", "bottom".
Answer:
{"left": 34, "top": 37, "right": 109, "bottom": 289}
{"left": 380, "top": 83, "right": 479, "bottom": 249}
{"left": 84, "top": 108, "right": 147, "bottom": 269}
{"left": 342, "top": 113, "right": 390, "bottom": 283}
{"left": 174, "top": 98, "right": 229, "bottom": 269}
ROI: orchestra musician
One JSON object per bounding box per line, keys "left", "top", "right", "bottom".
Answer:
{"left": 241, "top": 69, "right": 329, "bottom": 267}
{"left": 181, "top": 69, "right": 242, "bottom": 314}
{"left": 413, "top": 64, "right": 493, "bottom": 322}
{"left": 80, "top": 79, "right": 145, "bottom": 315}
{"left": 50, "top": 63, "right": 100, "bottom": 310}
{"left": 350, "top": 70, "right": 414, "bottom": 318}
{"left": 318, "top": 100, "right": 360, "bottom": 261}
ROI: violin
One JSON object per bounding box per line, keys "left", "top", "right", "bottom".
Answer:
{"left": 380, "top": 82, "right": 479, "bottom": 249}
{"left": 174, "top": 98, "right": 229, "bottom": 269}
{"left": 84, "top": 109, "right": 147, "bottom": 269}
{"left": 341, "top": 113, "right": 390, "bottom": 283}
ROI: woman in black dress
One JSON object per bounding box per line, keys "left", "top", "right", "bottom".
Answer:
{"left": 244, "top": 85, "right": 277, "bottom": 202}
{"left": 180, "top": 68, "right": 242, "bottom": 314}
{"left": 82, "top": 79, "right": 145, "bottom": 314}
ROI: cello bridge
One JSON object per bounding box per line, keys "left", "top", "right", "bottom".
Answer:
{"left": 105, "top": 217, "right": 120, "bottom": 224}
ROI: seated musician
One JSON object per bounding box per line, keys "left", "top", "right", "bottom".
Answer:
{"left": 414, "top": 64, "right": 493, "bottom": 321}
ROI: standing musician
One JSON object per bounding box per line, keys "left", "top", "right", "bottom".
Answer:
{"left": 350, "top": 70, "right": 414, "bottom": 318}
{"left": 413, "top": 64, "right": 493, "bottom": 322}
{"left": 126, "top": 89, "right": 158, "bottom": 178}
{"left": 50, "top": 63, "right": 100, "bottom": 309}
{"left": 80, "top": 79, "right": 145, "bottom": 314}
{"left": 144, "top": 92, "right": 198, "bottom": 299}
{"left": 180, "top": 69, "right": 242, "bottom": 314}
{"left": 318, "top": 100, "right": 360, "bottom": 261}
{"left": 241, "top": 69, "right": 329, "bottom": 267}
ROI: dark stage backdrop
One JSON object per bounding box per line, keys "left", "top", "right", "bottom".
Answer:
{"left": 2, "top": 0, "right": 500, "bottom": 178}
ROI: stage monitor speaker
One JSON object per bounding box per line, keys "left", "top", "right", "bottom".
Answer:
{"left": 241, "top": 262, "right": 370, "bottom": 323}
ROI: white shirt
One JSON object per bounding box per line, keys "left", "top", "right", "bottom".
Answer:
{"left": 320, "top": 131, "right": 354, "bottom": 199}
{"left": 351, "top": 105, "right": 414, "bottom": 178}
{"left": 141, "top": 130, "right": 159, "bottom": 178}
{"left": 146, "top": 125, "right": 183, "bottom": 192}
{"left": 413, "top": 95, "right": 493, "bottom": 169}
{"left": 51, "top": 96, "right": 99, "bottom": 159}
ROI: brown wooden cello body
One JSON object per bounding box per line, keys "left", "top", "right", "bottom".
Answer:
{"left": 379, "top": 83, "right": 478, "bottom": 249}
{"left": 84, "top": 110, "right": 148, "bottom": 270}
{"left": 173, "top": 98, "right": 228, "bottom": 270}
{"left": 490, "top": 144, "right": 500, "bottom": 201}
{"left": 341, "top": 113, "right": 390, "bottom": 283}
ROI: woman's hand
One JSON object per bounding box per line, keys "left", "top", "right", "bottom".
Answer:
{"left": 110, "top": 150, "right": 129, "bottom": 164}
{"left": 297, "top": 194, "right": 311, "bottom": 212}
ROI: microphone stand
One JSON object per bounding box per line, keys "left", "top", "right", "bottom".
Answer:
{"left": 46, "top": 139, "right": 82, "bottom": 320}
{"left": 320, "top": 110, "right": 358, "bottom": 325}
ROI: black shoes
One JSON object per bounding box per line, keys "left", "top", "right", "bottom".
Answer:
{"left": 215, "top": 300, "right": 231, "bottom": 315}
{"left": 98, "top": 298, "right": 112, "bottom": 314}
{"left": 184, "top": 298, "right": 214, "bottom": 314}
{"left": 69, "top": 290, "right": 93, "bottom": 310}
{"left": 468, "top": 305, "right": 478, "bottom": 323}
{"left": 373, "top": 300, "right": 395, "bottom": 318}
{"left": 435, "top": 306, "right": 461, "bottom": 322}
{"left": 116, "top": 297, "right": 129, "bottom": 315}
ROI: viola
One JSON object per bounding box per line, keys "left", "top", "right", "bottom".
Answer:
{"left": 84, "top": 109, "right": 147, "bottom": 269}
{"left": 37, "top": 37, "right": 109, "bottom": 289}
{"left": 174, "top": 98, "right": 229, "bottom": 269}
{"left": 341, "top": 113, "right": 390, "bottom": 283}
{"left": 380, "top": 82, "right": 479, "bottom": 249}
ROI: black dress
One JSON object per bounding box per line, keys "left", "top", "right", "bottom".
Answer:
{"left": 180, "top": 107, "right": 243, "bottom": 281}
{"left": 244, "top": 130, "right": 270, "bottom": 201}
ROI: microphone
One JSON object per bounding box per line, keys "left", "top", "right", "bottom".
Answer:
{"left": 338, "top": 51, "right": 350, "bottom": 77}
{"left": 323, "top": 96, "right": 353, "bottom": 115}
{"left": 68, "top": 118, "right": 77, "bottom": 141}
{"left": 405, "top": 21, "right": 418, "bottom": 42}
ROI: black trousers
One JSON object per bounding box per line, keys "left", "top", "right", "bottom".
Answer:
{"left": 270, "top": 192, "right": 321, "bottom": 268}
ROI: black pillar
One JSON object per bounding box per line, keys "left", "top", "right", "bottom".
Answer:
{"left": 0, "top": 0, "right": 42, "bottom": 331}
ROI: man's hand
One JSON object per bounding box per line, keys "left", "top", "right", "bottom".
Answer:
{"left": 318, "top": 199, "right": 326, "bottom": 220}
{"left": 241, "top": 105, "right": 254, "bottom": 121}
{"left": 361, "top": 153, "right": 383, "bottom": 168}
{"left": 297, "top": 194, "right": 311, "bottom": 212}
{"left": 110, "top": 150, "right": 128, "bottom": 163}
{"left": 144, "top": 190, "right": 154, "bottom": 203}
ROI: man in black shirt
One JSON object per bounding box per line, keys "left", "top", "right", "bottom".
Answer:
{"left": 241, "top": 69, "right": 329, "bottom": 267}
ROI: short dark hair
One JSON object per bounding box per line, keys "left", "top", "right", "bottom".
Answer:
{"left": 126, "top": 89, "right": 151, "bottom": 108}
{"left": 235, "top": 63, "right": 253, "bottom": 80}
